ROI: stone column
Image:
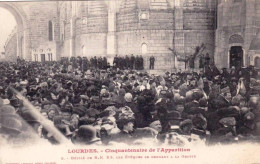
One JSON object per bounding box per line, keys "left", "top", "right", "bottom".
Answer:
{"left": 16, "top": 27, "right": 23, "bottom": 59}
{"left": 16, "top": 29, "right": 20, "bottom": 59}
{"left": 23, "top": 28, "right": 31, "bottom": 61}
{"left": 174, "top": 0, "right": 185, "bottom": 70}
{"left": 244, "top": 0, "right": 256, "bottom": 67}
{"left": 107, "top": 0, "right": 117, "bottom": 61}
{"left": 69, "top": 17, "right": 76, "bottom": 58}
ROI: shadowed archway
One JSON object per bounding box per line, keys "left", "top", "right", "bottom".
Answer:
{"left": 0, "top": 2, "right": 29, "bottom": 60}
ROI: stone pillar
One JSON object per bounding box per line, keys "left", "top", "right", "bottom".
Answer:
{"left": 107, "top": 1, "right": 117, "bottom": 60}
{"left": 69, "top": 17, "right": 76, "bottom": 58}
{"left": 244, "top": 0, "right": 256, "bottom": 67}
{"left": 174, "top": 0, "right": 185, "bottom": 70}
{"left": 23, "top": 28, "right": 31, "bottom": 61}
{"left": 16, "top": 29, "right": 23, "bottom": 59}
{"left": 16, "top": 30, "right": 20, "bottom": 59}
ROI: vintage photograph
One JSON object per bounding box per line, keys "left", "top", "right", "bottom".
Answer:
{"left": 0, "top": 0, "right": 259, "bottom": 163}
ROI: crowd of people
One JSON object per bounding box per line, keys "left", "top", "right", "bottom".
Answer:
{"left": 0, "top": 58, "right": 260, "bottom": 146}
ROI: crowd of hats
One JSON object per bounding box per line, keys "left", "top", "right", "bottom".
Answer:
{"left": 0, "top": 59, "right": 260, "bottom": 145}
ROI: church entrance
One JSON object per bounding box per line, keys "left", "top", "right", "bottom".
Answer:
{"left": 229, "top": 46, "right": 243, "bottom": 68}
{"left": 255, "top": 57, "right": 260, "bottom": 68}
{"left": 41, "top": 54, "right": 45, "bottom": 63}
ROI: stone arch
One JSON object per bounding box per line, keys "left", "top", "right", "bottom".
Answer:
{"left": 255, "top": 56, "right": 260, "bottom": 68}
{"left": 0, "top": 2, "right": 29, "bottom": 60}
{"left": 141, "top": 43, "right": 148, "bottom": 54}
{"left": 229, "top": 34, "right": 244, "bottom": 44}
{"left": 47, "top": 48, "right": 53, "bottom": 61}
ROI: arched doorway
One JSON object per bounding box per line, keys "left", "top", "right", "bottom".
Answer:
{"left": 229, "top": 46, "right": 243, "bottom": 68}
{"left": 0, "top": 2, "right": 28, "bottom": 60}
{"left": 255, "top": 57, "right": 260, "bottom": 68}
{"left": 141, "top": 43, "right": 148, "bottom": 54}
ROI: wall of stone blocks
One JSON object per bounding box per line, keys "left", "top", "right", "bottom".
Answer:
{"left": 215, "top": 0, "right": 260, "bottom": 68}
{"left": 86, "top": 16, "right": 108, "bottom": 33}
{"left": 5, "top": 33, "right": 17, "bottom": 62}
{"left": 215, "top": 27, "right": 247, "bottom": 68}
{"left": 24, "top": 2, "right": 59, "bottom": 50}
{"left": 139, "top": 11, "right": 174, "bottom": 30}
{"left": 183, "top": 10, "right": 215, "bottom": 30}
{"left": 217, "top": 1, "right": 246, "bottom": 27}
{"left": 61, "top": 40, "right": 71, "bottom": 57}
{"left": 75, "top": 35, "right": 82, "bottom": 57}
{"left": 77, "top": 33, "right": 107, "bottom": 57}
{"left": 87, "top": 1, "right": 108, "bottom": 17}
{"left": 117, "top": 11, "right": 174, "bottom": 32}
{"left": 117, "top": 12, "right": 139, "bottom": 31}
{"left": 173, "top": 0, "right": 217, "bottom": 69}
{"left": 184, "top": 30, "right": 215, "bottom": 56}
{"left": 215, "top": 29, "right": 229, "bottom": 68}
{"left": 117, "top": 30, "right": 174, "bottom": 70}
{"left": 60, "top": 1, "right": 109, "bottom": 58}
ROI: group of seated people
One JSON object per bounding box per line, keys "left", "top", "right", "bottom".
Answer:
{"left": 0, "top": 59, "right": 259, "bottom": 146}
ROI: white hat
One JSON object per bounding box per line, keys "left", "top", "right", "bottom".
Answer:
{"left": 3, "top": 99, "right": 10, "bottom": 105}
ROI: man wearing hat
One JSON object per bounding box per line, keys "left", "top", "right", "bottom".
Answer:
{"left": 190, "top": 114, "right": 210, "bottom": 140}
{"left": 0, "top": 116, "right": 23, "bottom": 140}
{"left": 114, "top": 116, "right": 135, "bottom": 144}
{"left": 237, "top": 112, "right": 256, "bottom": 136}
{"left": 0, "top": 105, "right": 28, "bottom": 143}
{"left": 73, "top": 125, "right": 101, "bottom": 145}
{"left": 211, "top": 117, "right": 237, "bottom": 143}
{"left": 99, "top": 117, "right": 120, "bottom": 145}
{"left": 180, "top": 119, "right": 193, "bottom": 135}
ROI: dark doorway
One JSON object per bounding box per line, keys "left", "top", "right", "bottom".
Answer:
{"left": 41, "top": 54, "right": 45, "bottom": 63}
{"left": 255, "top": 57, "right": 260, "bottom": 68}
{"left": 229, "top": 46, "right": 243, "bottom": 68}
{"left": 34, "top": 54, "right": 38, "bottom": 62}
{"left": 48, "top": 53, "right": 52, "bottom": 61}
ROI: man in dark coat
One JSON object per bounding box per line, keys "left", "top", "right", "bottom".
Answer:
{"left": 140, "top": 55, "right": 144, "bottom": 70}
{"left": 135, "top": 55, "right": 140, "bottom": 70}
{"left": 97, "top": 57, "right": 101, "bottom": 69}
{"left": 125, "top": 55, "right": 130, "bottom": 70}
{"left": 150, "top": 56, "right": 155, "bottom": 70}
{"left": 82, "top": 57, "right": 89, "bottom": 72}
{"left": 102, "top": 57, "right": 107, "bottom": 70}
{"left": 93, "top": 56, "right": 98, "bottom": 69}
{"left": 130, "top": 54, "right": 135, "bottom": 70}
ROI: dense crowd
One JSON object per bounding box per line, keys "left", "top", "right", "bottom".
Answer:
{"left": 0, "top": 58, "right": 260, "bottom": 146}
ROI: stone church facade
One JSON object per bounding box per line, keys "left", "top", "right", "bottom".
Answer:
{"left": 215, "top": 0, "right": 260, "bottom": 69}
{"left": 3, "top": 0, "right": 260, "bottom": 70}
